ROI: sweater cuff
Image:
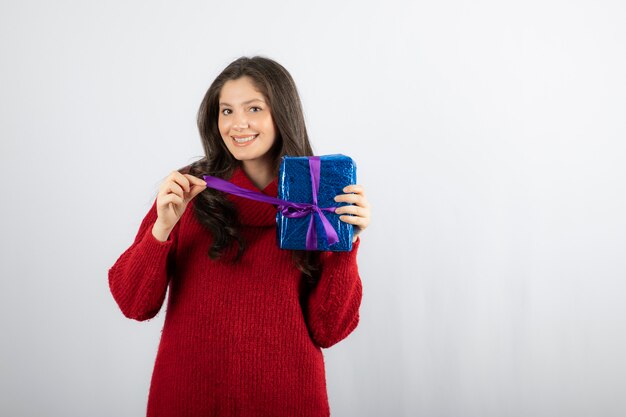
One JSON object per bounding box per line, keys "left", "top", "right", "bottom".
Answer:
{"left": 314, "top": 237, "right": 361, "bottom": 311}
{"left": 135, "top": 225, "right": 175, "bottom": 272}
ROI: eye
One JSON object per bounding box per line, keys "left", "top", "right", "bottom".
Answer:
{"left": 250, "top": 106, "right": 262, "bottom": 112}
{"left": 221, "top": 108, "right": 232, "bottom": 115}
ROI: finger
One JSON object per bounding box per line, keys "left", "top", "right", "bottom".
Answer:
{"left": 339, "top": 214, "right": 369, "bottom": 229}
{"left": 342, "top": 184, "right": 365, "bottom": 194}
{"left": 161, "top": 193, "right": 184, "bottom": 207}
{"left": 334, "top": 193, "right": 369, "bottom": 207}
{"left": 170, "top": 171, "right": 191, "bottom": 193}
{"left": 335, "top": 205, "right": 368, "bottom": 217}
{"left": 184, "top": 174, "right": 207, "bottom": 187}
{"left": 163, "top": 181, "right": 184, "bottom": 200}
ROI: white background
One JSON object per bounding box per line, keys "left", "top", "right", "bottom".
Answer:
{"left": 1, "top": 1, "right": 625, "bottom": 416}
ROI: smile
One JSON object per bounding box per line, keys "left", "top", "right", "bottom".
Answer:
{"left": 232, "top": 135, "right": 258, "bottom": 144}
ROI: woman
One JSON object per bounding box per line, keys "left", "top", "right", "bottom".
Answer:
{"left": 109, "top": 56, "right": 371, "bottom": 416}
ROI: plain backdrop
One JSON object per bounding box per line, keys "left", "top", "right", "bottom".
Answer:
{"left": 1, "top": 1, "right": 625, "bottom": 416}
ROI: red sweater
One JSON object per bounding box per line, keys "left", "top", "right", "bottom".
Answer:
{"left": 108, "top": 168, "right": 362, "bottom": 417}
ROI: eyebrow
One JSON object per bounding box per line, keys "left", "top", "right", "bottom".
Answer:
{"left": 219, "top": 98, "right": 266, "bottom": 107}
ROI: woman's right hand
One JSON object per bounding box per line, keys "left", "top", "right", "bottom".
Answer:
{"left": 152, "top": 171, "right": 207, "bottom": 242}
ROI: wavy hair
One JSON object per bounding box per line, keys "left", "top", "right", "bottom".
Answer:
{"left": 183, "top": 56, "right": 320, "bottom": 282}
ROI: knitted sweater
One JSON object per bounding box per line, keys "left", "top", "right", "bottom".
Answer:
{"left": 108, "top": 168, "right": 362, "bottom": 417}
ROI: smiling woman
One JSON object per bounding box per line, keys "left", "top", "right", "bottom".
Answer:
{"left": 108, "top": 56, "right": 371, "bottom": 417}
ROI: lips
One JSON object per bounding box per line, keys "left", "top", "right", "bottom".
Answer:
{"left": 231, "top": 134, "right": 258, "bottom": 146}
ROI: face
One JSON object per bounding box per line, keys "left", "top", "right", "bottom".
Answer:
{"left": 218, "top": 76, "right": 277, "bottom": 170}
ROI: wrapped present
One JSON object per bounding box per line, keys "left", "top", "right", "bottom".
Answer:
{"left": 202, "top": 154, "right": 357, "bottom": 252}
{"left": 277, "top": 154, "right": 357, "bottom": 251}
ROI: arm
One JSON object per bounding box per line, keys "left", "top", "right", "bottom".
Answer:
{"left": 109, "top": 171, "right": 204, "bottom": 321}
{"left": 304, "top": 238, "right": 363, "bottom": 348}
{"left": 108, "top": 200, "right": 179, "bottom": 321}
{"left": 303, "top": 183, "right": 371, "bottom": 348}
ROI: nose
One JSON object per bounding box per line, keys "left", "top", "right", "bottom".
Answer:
{"left": 233, "top": 113, "right": 249, "bottom": 130}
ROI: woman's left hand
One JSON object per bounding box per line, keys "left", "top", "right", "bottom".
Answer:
{"left": 334, "top": 185, "right": 371, "bottom": 243}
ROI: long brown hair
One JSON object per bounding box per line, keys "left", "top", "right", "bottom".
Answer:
{"left": 183, "top": 56, "right": 321, "bottom": 282}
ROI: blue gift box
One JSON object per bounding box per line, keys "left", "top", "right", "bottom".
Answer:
{"left": 277, "top": 154, "right": 357, "bottom": 251}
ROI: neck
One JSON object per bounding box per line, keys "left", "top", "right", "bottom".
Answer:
{"left": 241, "top": 158, "right": 275, "bottom": 190}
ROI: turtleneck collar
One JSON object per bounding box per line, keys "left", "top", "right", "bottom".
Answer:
{"left": 226, "top": 167, "right": 278, "bottom": 227}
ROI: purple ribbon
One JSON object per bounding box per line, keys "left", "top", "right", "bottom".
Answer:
{"left": 202, "top": 156, "right": 339, "bottom": 250}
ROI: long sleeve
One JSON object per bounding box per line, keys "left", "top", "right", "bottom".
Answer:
{"left": 108, "top": 200, "right": 178, "bottom": 321}
{"left": 304, "top": 238, "right": 363, "bottom": 348}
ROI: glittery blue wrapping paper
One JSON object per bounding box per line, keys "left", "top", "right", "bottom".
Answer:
{"left": 277, "top": 154, "right": 357, "bottom": 251}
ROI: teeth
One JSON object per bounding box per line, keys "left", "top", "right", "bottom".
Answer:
{"left": 234, "top": 135, "right": 256, "bottom": 143}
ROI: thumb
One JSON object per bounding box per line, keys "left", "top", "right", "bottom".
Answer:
{"left": 184, "top": 173, "right": 207, "bottom": 186}
{"left": 189, "top": 183, "right": 206, "bottom": 199}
